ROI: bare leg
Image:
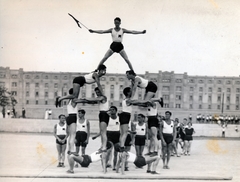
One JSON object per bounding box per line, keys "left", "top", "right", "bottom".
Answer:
{"left": 135, "top": 145, "right": 141, "bottom": 156}
{"left": 119, "top": 50, "right": 134, "bottom": 70}
{"left": 150, "top": 127, "right": 159, "bottom": 153}
{"left": 113, "top": 150, "right": 118, "bottom": 170}
{"left": 151, "top": 156, "right": 160, "bottom": 173}
{"left": 161, "top": 145, "right": 167, "bottom": 168}
{"left": 140, "top": 145, "right": 145, "bottom": 156}
{"left": 56, "top": 144, "right": 61, "bottom": 166}
{"left": 120, "top": 124, "right": 129, "bottom": 149}
{"left": 100, "top": 122, "right": 108, "bottom": 150}
{"left": 188, "top": 141, "right": 192, "bottom": 155}
{"left": 101, "top": 152, "right": 107, "bottom": 173}
{"left": 68, "top": 123, "right": 77, "bottom": 152}
{"left": 184, "top": 141, "right": 188, "bottom": 155}
{"left": 166, "top": 144, "right": 172, "bottom": 168}
{"left": 59, "top": 84, "right": 80, "bottom": 102}
{"left": 97, "top": 49, "right": 114, "bottom": 69}
{"left": 81, "top": 146, "right": 86, "bottom": 155}
{"left": 61, "top": 144, "right": 67, "bottom": 165}
{"left": 144, "top": 92, "right": 155, "bottom": 101}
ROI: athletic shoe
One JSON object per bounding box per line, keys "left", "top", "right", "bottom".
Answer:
{"left": 57, "top": 163, "right": 61, "bottom": 167}
{"left": 151, "top": 171, "right": 159, "bottom": 174}
{"left": 55, "top": 97, "right": 60, "bottom": 108}
{"left": 159, "top": 97, "right": 164, "bottom": 107}
{"left": 106, "top": 164, "right": 112, "bottom": 168}
{"left": 144, "top": 152, "right": 153, "bottom": 156}
{"left": 146, "top": 170, "right": 151, "bottom": 173}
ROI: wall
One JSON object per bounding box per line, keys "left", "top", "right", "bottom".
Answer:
{"left": 0, "top": 118, "right": 239, "bottom": 138}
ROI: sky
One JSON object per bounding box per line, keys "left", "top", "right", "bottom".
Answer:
{"left": 0, "top": 0, "right": 240, "bottom": 77}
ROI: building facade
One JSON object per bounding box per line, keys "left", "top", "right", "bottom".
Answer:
{"left": 0, "top": 67, "right": 239, "bottom": 120}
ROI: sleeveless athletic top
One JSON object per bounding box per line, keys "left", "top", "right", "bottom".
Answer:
{"left": 135, "top": 76, "right": 148, "bottom": 88}
{"left": 135, "top": 123, "right": 146, "bottom": 136}
{"left": 127, "top": 152, "right": 136, "bottom": 163}
{"left": 67, "top": 100, "right": 78, "bottom": 114}
{"left": 108, "top": 116, "right": 120, "bottom": 131}
{"left": 111, "top": 28, "right": 123, "bottom": 42}
{"left": 99, "top": 100, "right": 109, "bottom": 111}
{"left": 84, "top": 72, "right": 95, "bottom": 84}
{"left": 162, "top": 120, "right": 174, "bottom": 134}
{"left": 146, "top": 105, "right": 157, "bottom": 116}
{"left": 56, "top": 123, "right": 67, "bottom": 135}
{"left": 76, "top": 119, "right": 88, "bottom": 132}
{"left": 122, "top": 99, "right": 132, "bottom": 113}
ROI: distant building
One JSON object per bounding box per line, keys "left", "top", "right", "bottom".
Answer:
{"left": 0, "top": 67, "right": 239, "bottom": 120}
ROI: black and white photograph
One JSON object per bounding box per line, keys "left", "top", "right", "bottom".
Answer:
{"left": 0, "top": 0, "right": 240, "bottom": 182}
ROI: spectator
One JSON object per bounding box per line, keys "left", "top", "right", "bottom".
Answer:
{"left": 45, "top": 109, "right": 49, "bottom": 120}
{"left": 12, "top": 107, "right": 16, "bottom": 118}
{"left": 206, "top": 115, "right": 209, "bottom": 123}
{"left": 188, "top": 114, "right": 192, "bottom": 122}
{"left": 222, "top": 123, "right": 226, "bottom": 138}
{"left": 202, "top": 115, "right": 205, "bottom": 123}
{"left": 183, "top": 122, "right": 195, "bottom": 155}
{"left": 209, "top": 114, "right": 212, "bottom": 123}
{"left": 7, "top": 108, "right": 10, "bottom": 118}
{"left": 22, "top": 108, "right": 26, "bottom": 118}
{"left": 235, "top": 116, "right": 239, "bottom": 124}
{"left": 2, "top": 107, "right": 6, "bottom": 118}
{"left": 48, "top": 109, "right": 52, "bottom": 120}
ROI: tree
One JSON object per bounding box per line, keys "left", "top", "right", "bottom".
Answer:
{"left": 0, "top": 86, "right": 17, "bottom": 108}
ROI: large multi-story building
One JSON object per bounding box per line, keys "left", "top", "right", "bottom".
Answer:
{"left": 0, "top": 66, "right": 239, "bottom": 121}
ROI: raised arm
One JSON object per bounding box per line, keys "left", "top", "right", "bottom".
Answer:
{"left": 123, "top": 28, "right": 146, "bottom": 34}
{"left": 89, "top": 28, "right": 112, "bottom": 34}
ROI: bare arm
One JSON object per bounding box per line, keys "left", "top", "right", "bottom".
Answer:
{"left": 83, "top": 96, "right": 106, "bottom": 104}
{"left": 86, "top": 120, "right": 90, "bottom": 143}
{"left": 145, "top": 123, "right": 149, "bottom": 141}
{"left": 89, "top": 28, "right": 112, "bottom": 34}
{"left": 130, "top": 78, "right": 140, "bottom": 99}
{"left": 129, "top": 99, "right": 149, "bottom": 107}
{"left": 172, "top": 125, "right": 177, "bottom": 142}
{"left": 53, "top": 124, "right": 58, "bottom": 140}
{"left": 159, "top": 122, "right": 166, "bottom": 146}
{"left": 74, "top": 98, "right": 99, "bottom": 104}
{"left": 93, "top": 72, "right": 104, "bottom": 96}
{"left": 64, "top": 125, "right": 69, "bottom": 141}
{"left": 123, "top": 28, "right": 146, "bottom": 34}
{"left": 92, "top": 132, "right": 101, "bottom": 140}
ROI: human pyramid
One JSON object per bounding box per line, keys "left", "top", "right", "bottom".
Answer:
{"left": 54, "top": 17, "right": 169, "bottom": 175}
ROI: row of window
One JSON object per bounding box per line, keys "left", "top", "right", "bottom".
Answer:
{"left": 23, "top": 74, "right": 126, "bottom": 82}
{"left": 24, "top": 99, "right": 240, "bottom": 111}
{"left": 163, "top": 95, "right": 240, "bottom": 102}
{"left": 162, "top": 86, "right": 240, "bottom": 93}
{"left": 10, "top": 81, "right": 240, "bottom": 94}
{"left": 8, "top": 74, "right": 235, "bottom": 85}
